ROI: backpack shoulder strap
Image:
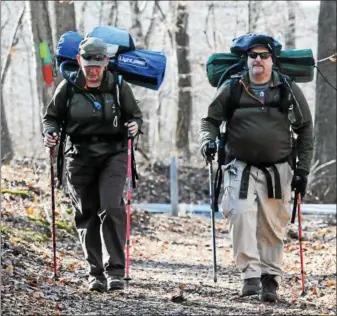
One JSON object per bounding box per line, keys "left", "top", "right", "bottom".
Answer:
{"left": 113, "top": 73, "right": 123, "bottom": 108}
{"left": 227, "top": 78, "right": 243, "bottom": 121}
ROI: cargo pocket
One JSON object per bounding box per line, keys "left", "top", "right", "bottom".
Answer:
{"left": 277, "top": 162, "right": 293, "bottom": 228}
{"left": 221, "top": 167, "right": 233, "bottom": 218}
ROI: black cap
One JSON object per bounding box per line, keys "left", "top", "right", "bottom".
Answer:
{"left": 247, "top": 34, "right": 274, "bottom": 53}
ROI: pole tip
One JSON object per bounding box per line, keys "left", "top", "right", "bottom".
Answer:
{"left": 52, "top": 274, "right": 59, "bottom": 281}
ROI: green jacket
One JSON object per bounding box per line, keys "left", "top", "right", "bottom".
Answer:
{"left": 200, "top": 71, "right": 314, "bottom": 173}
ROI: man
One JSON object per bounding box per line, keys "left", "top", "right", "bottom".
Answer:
{"left": 43, "top": 37, "right": 142, "bottom": 292}
{"left": 200, "top": 35, "right": 313, "bottom": 302}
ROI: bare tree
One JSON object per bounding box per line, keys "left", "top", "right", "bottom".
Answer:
{"left": 248, "top": 0, "right": 261, "bottom": 33}
{"left": 52, "top": 0, "right": 76, "bottom": 85}
{"left": 285, "top": 1, "right": 296, "bottom": 49}
{"left": 128, "top": 1, "right": 160, "bottom": 156}
{"left": 78, "top": 1, "right": 87, "bottom": 34}
{"left": 313, "top": 0, "right": 336, "bottom": 203}
{"left": 26, "top": 1, "right": 55, "bottom": 124}
{"left": 107, "top": 1, "right": 119, "bottom": 26}
{"left": 1, "top": 6, "right": 25, "bottom": 163}
{"left": 175, "top": 2, "right": 192, "bottom": 160}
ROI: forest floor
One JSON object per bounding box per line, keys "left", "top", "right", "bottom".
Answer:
{"left": 1, "top": 161, "right": 336, "bottom": 315}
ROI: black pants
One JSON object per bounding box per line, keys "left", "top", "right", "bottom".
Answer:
{"left": 66, "top": 150, "right": 127, "bottom": 279}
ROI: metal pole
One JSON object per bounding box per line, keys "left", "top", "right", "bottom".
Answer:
{"left": 170, "top": 152, "right": 179, "bottom": 216}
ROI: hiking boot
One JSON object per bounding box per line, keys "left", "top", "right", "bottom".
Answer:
{"left": 88, "top": 277, "right": 106, "bottom": 292}
{"left": 260, "top": 274, "right": 278, "bottom": 302}
{"left": 241, "top": 277, "right": 261, "bottom": 296}
{"left": 107, "top": 276, "right": 124, "bottom": 291}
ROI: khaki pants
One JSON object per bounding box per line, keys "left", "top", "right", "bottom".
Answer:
{"left": 221, "top": 159, "right": 293, "bottom": 285}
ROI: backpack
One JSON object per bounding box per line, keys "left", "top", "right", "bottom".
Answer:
{"left": 56, "top": 72, "right": 139, "bottom": 190}
{"left": 206, "top": 33, "right": 315, "bottom": 89}
{"left": 54, "top": 27, "right": 167, "bottom": 91}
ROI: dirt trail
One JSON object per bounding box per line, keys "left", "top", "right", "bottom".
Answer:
{"left": 1, "top": 164, "right": 336, "bottom": 315}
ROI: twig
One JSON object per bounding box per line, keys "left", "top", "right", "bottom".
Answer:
{"left": 144, "top": 2, "right": 159, "bottom": 48}
{"left": 154, "top": 0, "right": 173, "bottom": 44}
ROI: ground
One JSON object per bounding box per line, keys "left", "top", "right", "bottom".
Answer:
{"left": 1, "top": 161, "right": 336, "bottom": 315}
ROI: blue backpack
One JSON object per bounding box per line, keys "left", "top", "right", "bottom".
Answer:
{"left": 54, "top": 26, "right": 167, "bottom": 91}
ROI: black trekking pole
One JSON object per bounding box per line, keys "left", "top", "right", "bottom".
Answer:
{"left": 297, "top": 193, "right": 306, "bottom": 296}
{"left": 49, "top": 147, "right": 59, "bottom": 280}
{"left": 206, "top": 146, "right": 217, "bottom": 283}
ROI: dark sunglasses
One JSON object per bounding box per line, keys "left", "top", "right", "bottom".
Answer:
{"left": 247, "top": 51, "right": 271, "bottom": 60}
{"left": 80, "top": 54, "right": 106, "bottom": 61}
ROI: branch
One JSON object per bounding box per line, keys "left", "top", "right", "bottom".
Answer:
{"left": 0, "top": 2, "right": 10, "bottom": 34}
{"left": 204, "top": 3, "right": 213, "bottom": 50}
{"left": 144, "top": 2, "right": 159, "bottom": 48}
{"left": 154, "top": 0, "right": 173, "bottom": 44}
{"left": 1, "top": 6, "right": 25, "bottom": 86}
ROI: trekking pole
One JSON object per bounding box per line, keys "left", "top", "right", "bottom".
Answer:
{"left": 207, "top": 149, "right": 217, "bottom": 283}
{"left": 124, "top": 131, "right": 133, "bottom": 283}
{"left": 297, "top": 193, "right": 306, "bottom": 296}
{"left": 49, "top": 147, "right": 59, "bottom": 280}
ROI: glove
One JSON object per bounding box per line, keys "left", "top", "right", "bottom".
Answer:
{"left": 201, "top": 140, "right": 217, "bottom": 161}
{"left": 124, "top": 121, "right": 139, "bottom": 137}
{"left": 291, "top": 168, "right": 308, "bottom": 197}
{"left": 44, "top": 130, "right": 59, "bottom": 148}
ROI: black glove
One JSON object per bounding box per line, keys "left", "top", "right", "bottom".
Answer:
{"left": 201, "top": 140, "right": 217, "bottom": 161}
{"left": 291, "top": 168, "right": 308, "bottom": 197}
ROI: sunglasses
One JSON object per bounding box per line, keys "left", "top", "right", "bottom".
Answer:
{"left": 81, "top": 54, "right": 106, "bottom": 61}
{"left": 247, "top": 51, "right": 271, "bottom": 60}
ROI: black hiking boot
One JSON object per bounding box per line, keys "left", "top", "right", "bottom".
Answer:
{"left": 260, "top": 274, "right": 278, "bottom": 302}
{"left": 107, "top": 276, "right": 124, "bottom": 291}
{"left": 241, "top": 277, "right": 261, "bottom": 296}
{"left": 88, "top": 277, "right": 106, "bottom": 293}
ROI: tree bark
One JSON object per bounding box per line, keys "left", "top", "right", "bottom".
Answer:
{"left": 78, "top": 1, "right": 87, "bottom": 34}
{"left": 313, "top": 0, "right": 336, "bottom": 202}
{"left": 175, "top": 2, "right": 192, "bottom": 160}
{"left": 107, "top": 1, "right": 118, "bottom": 26}
{"left": 248, "top": 0, "right": 260, "bottom": 33}
{"left": 285, "top": 1, "right": 296, "bottom": 49}
{"left": 0, "top": 6, "right": 25, "bottom": 163}
{"left": 26, "top": 1, "right": 55, "bottom": 127}
{"left": 52, "top": 0, "right": 76, "bottom": 86}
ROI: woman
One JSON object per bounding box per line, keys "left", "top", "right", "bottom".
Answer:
{"left": 43, "top": 37, "right": 142, "bottom": 292}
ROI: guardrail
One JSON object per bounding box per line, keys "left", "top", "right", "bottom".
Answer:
{"left": 133, "top": 203, "right": 336, "bottom": 217}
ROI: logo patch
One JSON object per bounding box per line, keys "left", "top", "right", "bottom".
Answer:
{"left": 118, "top": 54, "right": 149, "bottom": 69}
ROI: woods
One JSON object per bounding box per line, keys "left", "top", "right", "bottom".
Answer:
{"left": 0, "top": 1, "right": 335, "bottom": 202}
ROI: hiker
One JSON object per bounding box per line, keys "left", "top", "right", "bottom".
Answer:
{"left": 42, "top": 37, "right": 142, "bottom": 292}
{"left": 200, "top": 34, "right": 313, "bottom": 302}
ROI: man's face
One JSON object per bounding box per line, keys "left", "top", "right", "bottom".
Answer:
{"left": 247, "top": 46, "right": 273, "bottom": 78}
{"left": 77, "top": 54, "right": 109, "bottom": 83}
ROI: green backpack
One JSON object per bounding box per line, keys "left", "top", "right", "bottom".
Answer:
{"left": 206, "top": 48, "right": 316, "bottom": 88}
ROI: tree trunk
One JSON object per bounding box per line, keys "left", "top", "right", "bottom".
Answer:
{"left": 52, "top": 0, "right": 76, "bottom": 86}
{"left": 248, "top": 0, "right": 260, "bottom": 33}
{"left": 285, "top": 1, "right": 296, "bottom": 49}
{"left": 107, "top": 1, "right": 118, "bottom": 26}
{"left": 129, "top": 1, "right": 146, "bottom": 49}
{"left": 313, "top": 0, "right": 336, "bottom": 202}
{"left": 78, "top": 1, "right": 87, "bottom": 34}
{"left": 175, "top": 2, "right": 192, "bottom": 160}
{"left": 0, "top": 6, "right": 25, "bottom": 163}
{"left": 26, "top": 1, "right": 55, "bottom": 127}
{"left": 1, "top": 92, "right": 13, "bottom": 163}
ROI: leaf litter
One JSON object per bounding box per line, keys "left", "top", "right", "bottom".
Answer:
{"left": 1, "top": 163, "right": 336, "bottom": 315}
